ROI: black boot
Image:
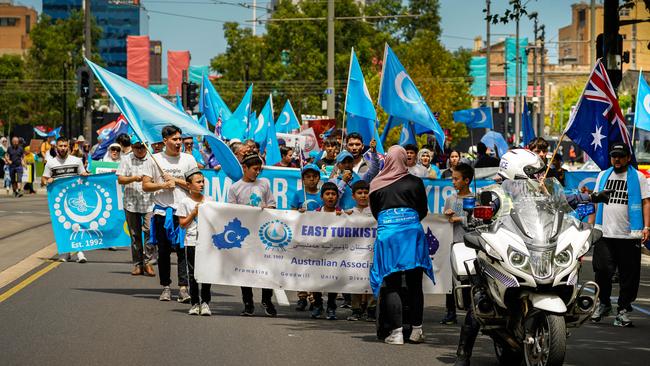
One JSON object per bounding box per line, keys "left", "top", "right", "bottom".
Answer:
{"left": 454, "top": 324, "right": 479, "bottom": 366}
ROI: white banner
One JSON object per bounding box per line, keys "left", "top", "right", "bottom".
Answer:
{"left": 195, "top": 202, "right": 453, "bottom": 294}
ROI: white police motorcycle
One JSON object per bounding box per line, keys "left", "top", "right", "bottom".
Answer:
{"left": 451, "top": 178, "right": 602, "bottom": 366}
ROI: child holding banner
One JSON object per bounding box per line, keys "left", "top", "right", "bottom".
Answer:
{"left": 291, "top": 163, "right": 323, "bottom": 311}
{"left": 227, "top": 153, "right": 278, "bottom": 317}
{"left": 177, "top": 169, "right": 214, "bottom": 316}
{"left": 311, "top": 182, "right": 343, "bottom": 320}
{"left": 441, "top": 163, "right": 474, "bottom": 326}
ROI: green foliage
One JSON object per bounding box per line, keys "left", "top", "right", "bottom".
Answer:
{"left": 210, "top": 0, "right": 471, "bottom": 149}
{"left": 0, "top": 55, "right": 28, "bottom": 127}
{"left": 549, "top": 79, "right": 586, "bottom": 133}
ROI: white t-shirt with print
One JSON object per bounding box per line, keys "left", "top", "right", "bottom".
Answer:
{"left": 142, "top": 151, "right": 198, "bottom": 211}
{"left": 227, "top": 179, "right": 276, "bottom": 207}
{"left": 594, "top": 169, "right": 650, "bottom": 238}
{"left": 176, "top": 195, "right": 214, "bottom": 247}
{"left": 43, "top": 155, "right": 86, "bottom": 180}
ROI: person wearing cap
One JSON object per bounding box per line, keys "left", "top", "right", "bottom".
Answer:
{"left": 117, "top": 138, "right": 156, "bottom": 277}
{"left": 589, "top": 142, "right": 650, "bottom": 327}
{"left": 329, "top": 139, "right": 379, "bottom": 210}
{"left": 103, "top": 143, "right": 122, "bottom": 163}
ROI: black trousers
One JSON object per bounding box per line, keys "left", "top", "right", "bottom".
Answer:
{"left": 153, "top": 215, "right": 188, "bottom": 287}
{"left": 383, "top": 268, "right": 424, "bottom": 330}
{"left": 312, "top": 292, "right": 338, "bottom": 310}
{"left": 185, "top": 246, "right": 211, "bottom": 305}
{"left": 241, "top": 287, "right": 273, "bottom": 305}
{"left": 592, "top": 237, "right": 641, "bottom": 312}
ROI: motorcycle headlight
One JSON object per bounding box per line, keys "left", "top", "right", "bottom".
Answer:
{"left": 508, "top": 249, "right": 528, "bottom": 269}
{"left": 554, "top": 249, "right": 572, "bottom": 267}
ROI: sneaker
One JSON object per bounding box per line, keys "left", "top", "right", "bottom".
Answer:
{"left": 58, "top": 253, "right": 72, "bottom": 262}
{"left": 262, "top": 301, "right": 277, "bottom": 317}
{"left": 76, "top": 252, "right": 87, "bottom": 263}
{"left": 326, "top": 308, "right": 337, "bottom": 320}
{"left": 340, "top": 301, "right": 352, "bottom": 309}
{"left": 614, "top": 309, "right": 633, "bottom": 327}
{"left": 240, "top": 303, "right": 255, "bottom": 316}
{"left": 384, "top": 327, "right": 404, "bottom": 345}
{"left": 159, "top": 286, "right": 171, "bottom": 301}
{"left": 310, "top": 305, "right": 323, "bottom": 319}
{"left": 295, "top": 298, "right": 308, "bottom": 311}
{"left": 591, "top": 303, "right": 612, "bottom": 322}
{"left": 440, "top": 311, "right": 457, "bottom": 325}
{"left": 188, "top": 304, "right": 200, "bottom": 315}
{"left": 177, "top": 286, "right": 191, "bottom": 303}
{"left": 408, "top": 326, "right": 425, "bottom": 343}
{"left": 200, "top": 302, "right": 211, "bottom": 316}
{"left": 347, "top": 309, "right": 363, "bottom": 321}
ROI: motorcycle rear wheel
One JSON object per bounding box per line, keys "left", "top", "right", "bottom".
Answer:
{"left": 524, "top": 313, "right": 566, "bottom": 366}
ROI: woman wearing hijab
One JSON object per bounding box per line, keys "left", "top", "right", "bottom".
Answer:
{"left": 441, "top": 149, "right": 461, "bottom": 179}
{"left": 416, "top": 148, "right": 441, "bottom": 179}
{"left": 369, "top": 145, "right": 433, "bottom": 345}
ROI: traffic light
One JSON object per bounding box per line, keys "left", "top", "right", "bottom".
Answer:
{"left": 77, "top": 66, "right": 93, "bottom": 99}
{"left": 281, "top": 49, "right": 290, "bottom": 67}
{"left": 187, "top": 82, "right": 199, "bottom": 111}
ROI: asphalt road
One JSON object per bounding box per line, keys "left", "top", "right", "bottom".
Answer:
{"left": 1, "top": 196, "right": 650, "bottom": 366}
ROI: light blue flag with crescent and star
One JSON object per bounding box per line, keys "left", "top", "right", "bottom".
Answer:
{"left": 452, "top": 106, "right": 493, "bottom": 129}
{"left": 634, "top": 70, "right": 650, "bottom": 132}
{"left": 259, "top": 95, "right": 282, "bottom": 164}
{"left": 85, "top": 58, "right": 242, "bottom": 181}
{"left": 399, "top": 121, "right": 418, "bottom": 146}
{"left": 378, "top": 44, "right": 445, "bottom": 147}
{"left": 200, "top": 73, "right": 232, "bottom": 130}
{"left": 345, "top": 48, "right": 385, "bottom": 153}
{"left": 222, "top": 84, "right": 252, "bottom": 141}
{"left": 275, "top": 100, "right": 301, "bottom": 133}
{"left": 253, "top": 97, "right": 273, "bottom": 145}
{"left": 48, "top": 173, "right": 131, "bottom": 254}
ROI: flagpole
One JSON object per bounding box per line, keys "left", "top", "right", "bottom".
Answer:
{"left": 543, "top": 133, "right": 565, "bottom": 179}
{"left": 341, "top": 48, "right": 354, "bottom": 148}
{"left": 632, "top": 69, "right": 642, "bottom": 150}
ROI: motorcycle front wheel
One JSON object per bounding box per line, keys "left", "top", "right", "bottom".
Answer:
{"left": 523, "top": 313, "right": 566, "bottom": 366}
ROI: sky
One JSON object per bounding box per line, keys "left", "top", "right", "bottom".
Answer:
{"left": 16, "top": 0, "right": 577, "bottom": 77}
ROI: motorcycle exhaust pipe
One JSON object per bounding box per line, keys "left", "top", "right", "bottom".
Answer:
{"left": 576, "top": 295, "right": 594, "bottom": 312}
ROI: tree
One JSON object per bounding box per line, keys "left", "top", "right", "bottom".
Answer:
{"left": 0, "top": 55, "right": 28, "bottom": 129}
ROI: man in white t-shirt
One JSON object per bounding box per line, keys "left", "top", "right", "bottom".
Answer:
{"left": 142, "top": 125, "right": 198, "bottom": 303}
{"left": 42, "top": 136, "right": 89, "bottom": 263}
{"left": 590, "top": 143, "right": 650, "bottom": 327}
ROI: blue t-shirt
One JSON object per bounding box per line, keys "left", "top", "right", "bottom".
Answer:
{"left": 290, "top": 189, "right": 323, "bottom": 211}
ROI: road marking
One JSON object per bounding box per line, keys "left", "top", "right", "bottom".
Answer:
{"left": 0, "top": 243, "right": 57, "bottom": 288}
{"left": 0, "top": 261, "right": 60, "bottom": 303}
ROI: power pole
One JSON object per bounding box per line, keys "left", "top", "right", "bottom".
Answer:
{"left": 82, "top": 0, "right": 92, "bottom": 142}
{"left": 253, "top": 0, "right": 257, "bottom": 36}
{"left": 590, "top": 0, "right": 596, "bottom": 69}
{"left": 537, "top": 24, "right": 546, "bottom": 136}
{"left": 485, "top": 0, "right": 491, "bottom": 108}
{"left": 531, "top": 12, "right": 538, "bottom": 137}
{"left": 514, "top": 4, "right": 521, "bottom": 146}
{"left": 327, "top": 0, "right": 335, "bottom": 119}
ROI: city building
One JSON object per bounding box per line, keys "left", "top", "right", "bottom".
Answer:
{"left": 43, "top": 0, "right": 148, "bottom": 76}
{"left": 559, "top": 1, "right": 650, "bottom": 70}
{"left": 149, "top": 39, "right": 162, "bottom": 85}
{"left": 0, "top": 0, "right": 37, "bottom": 57}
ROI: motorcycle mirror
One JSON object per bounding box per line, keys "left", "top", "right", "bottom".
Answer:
{"left": 463, "top": 232, "right": 484, "bottom": 251}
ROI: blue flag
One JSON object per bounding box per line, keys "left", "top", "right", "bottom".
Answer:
{"left": 452, "top": 107, "right": 493, "bottom": 129}
{"left": 276, "top": 100, "right": 301, "bottom": 133}
{"left": 259, "top": 95, "right": 281, "bottom": 165}
{"left": 564, "top": 60, "right": 633, "bottom": 170}
{"left": 85, "top": 58, "right": 242, "bottom": 181}
{"left": 91, "top": 117, "right": 130, "bottom": 160}
{"left": 47, "top": 173, "right": 131, "bottom": 254}
{"left": 522, "top": 98, "right": 536, "bottom": 146}
{"left": 254, "top": 97, "right": 273, "bottom": 146}
{"left": 378, "top": 44, "right": 445, "bottom": 146}
{"left": 200, "top": 73, "right": 232, "bottom": 129}
{"left": 175, "top": 91, "right": 184, "bottom": 112}
{"left": 223, "top": 84, "right": 252, "bottom": 141}
{"left": 34, "top": 126, "right": 62, "bottom": 139}
{"left": 634, "top": 71, "right": 650, "bottom": 132}
{"left": 481, "top": 131, "right": 509, "bottom": 158}
{"left": 399, "top": 121, "right": 417, "bottom": 145}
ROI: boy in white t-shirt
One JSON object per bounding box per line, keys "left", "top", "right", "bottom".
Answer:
{"left": 142, "top": 125, "right": 198, "bottom": 303}
{"left": 346, "top": 180, "right": 373, "bottom": 321}
{"left": 177, "top": 168, "right": 214, "bottom": 316}
{"left": 227, "top": 153, "right": 277, "bottom": 317}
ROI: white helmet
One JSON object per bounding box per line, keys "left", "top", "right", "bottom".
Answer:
{"left": 497, "top": 149, "right": 546, "bottom": 180}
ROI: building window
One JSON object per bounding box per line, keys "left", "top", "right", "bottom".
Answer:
{"left": 0, "top": 17, "right": 19, "bottom": 27}
{"left": 578, "top": 9, "right": 586, "bottom": 27}
{"left": 619, "top": 8, "right": 630, "bottom": 17}
{"left": 25, "top": 15, "right": 31, "bottom": 33}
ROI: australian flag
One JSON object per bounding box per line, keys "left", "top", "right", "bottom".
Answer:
{"left": 564, "top": 59, "right": 634, "bottom": 170}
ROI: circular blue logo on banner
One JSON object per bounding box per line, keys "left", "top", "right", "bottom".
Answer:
{"left": 258, "top": 220, "right": 292, "bottom": 251}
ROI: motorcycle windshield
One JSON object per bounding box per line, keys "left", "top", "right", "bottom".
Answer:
{"left": 496, "top": 178, "right": 580, "bottom": 249}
